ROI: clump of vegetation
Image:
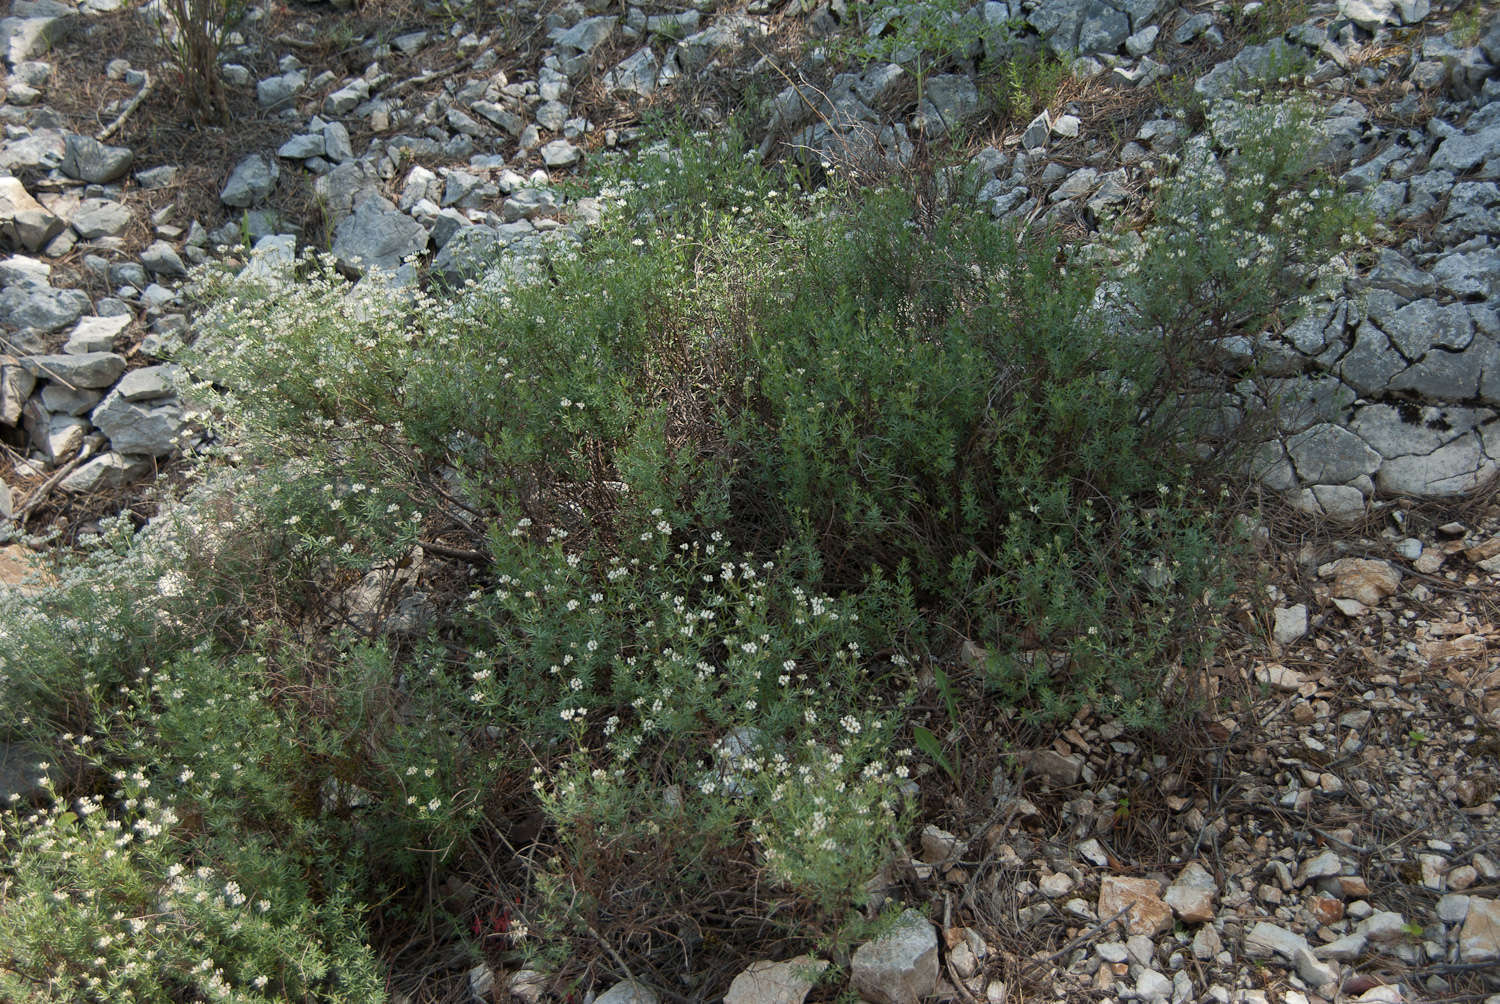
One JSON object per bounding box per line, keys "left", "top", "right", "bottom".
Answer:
{"left": 156, "top": 0, "right": 246, "bottom": 123}
{"left": 830, "top": 0, "right": 985, "bottom": 116}
{"left": 0, "top": 93, "right": 1363, "bottom": 998}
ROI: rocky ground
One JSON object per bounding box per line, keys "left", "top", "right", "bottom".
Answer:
{"left": 0, "top": 0, "right": 1498, "bottom": 1000}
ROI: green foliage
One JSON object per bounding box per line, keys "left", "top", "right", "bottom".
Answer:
{"left": 1450, "top": 3, "right": 1485, "bottom": 46}
{"left": 989, "top": 49, "right": 1074, "bottom": 124}
{"left": 0, "top": 100, "right": 1368, "bottom": 994}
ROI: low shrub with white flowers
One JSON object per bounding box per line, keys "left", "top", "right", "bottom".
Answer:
{"left": 0, "top": 99, "right": 1365, "bottom": 997}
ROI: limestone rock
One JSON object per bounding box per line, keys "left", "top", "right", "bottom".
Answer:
{"left": 851, "top": 909, "right": 939, "bottom": 1004}
{"left": 58, "top": 451, "right": 152, "bottom": 493}
{"left": 724, "top": 956, "right": 828, "bottom": 1004}
{"left": 1099, "top": 876, "right": 1173, "bottom": 937}
{"left": 221, "top": 154, "right": 280, "bottom": 208}
{"left": 1272, "top": 604, "right": 1308, "bottom": 645}
{"left": 540, "top": 139, "right": 580, "bottom": 167}
{"left": 594, "top": 981, "right": 657, "bottom": 1004}
{"left": 0, "top": 177, "right": 63, "bottom": 252}
{"left": 91, "top": 390, "right": 182, "bottom": 456}
{"left": 1285, "top": 423, "right": 1381, "bottom": 485}
{"left": 63, "top": 313, "right": 130, "bottom": 354}
{"left": 59, "top": 133, "right": 132, "bottom": 183}
{"left": 606, "top": 47, "right": 659, "bottom": 96}
{"left": 1322, "top": 558, "right": 1401, "bottom": 607}
{"left": 1459, "top": 897, "right": 1499, "bottom": 963}
{"left": 430, "top": 226, "right": 503, "bottom": 286}
{"left": 1164, "top": 862, "right": 1217, "bottom": 924}
{"left": 19, "top": 352, "right": 125, "bottom": 388}
{"left": 331, "top": 197, "right": 428, "bottom": 273}
{"left": 1, "top": 283, "right": 88, "bottom": 332}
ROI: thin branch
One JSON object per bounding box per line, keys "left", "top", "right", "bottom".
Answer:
{"left": 98, "top": 73, "right": 153, "bottom": 142}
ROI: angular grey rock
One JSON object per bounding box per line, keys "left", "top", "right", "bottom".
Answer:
{"left": 58, "top": 451, "right": 152, "bottom": 494}
{"left": 430, "top": 226, "right": 503, "bottom": 285}
{"left": 91, "top": 390, "right": 182, "bottom": 456}
{"left": 1078, "top": 3, "right": 1130, "bottom": 52}
{"left": 500, "top": 186, "right": 558, "bottom": 222}
{"left": 1437, "top": 894, "right": 1470, "bottom": 925}
{"left": 472, "top": 100, "right": 525, "bottom": 135}
{"left": 1135, "top": 969, "right": 1172, "bottom": 1003}
{"left": 677, "top": 14, "right": 761, "bottom": 72}
{"left": 1339, "top": 0, "right": 1396, "bottom": 29}
{"left": 257, "top": 69, "right": 305, "bottom": 108}
{"left": 0, "top": 128, "right": 65, "bottom": 174}
{"left": 552, "top": 15, "right": 617, "bottom": 54}
{"left": 1022, "top": 111, "right": 1051, "bottom": 150}
{"left": 1315, "top": 932, "right": 1368, "bottom": 960}
{"left": 0, "top": 253, "right": 49, "bottom": 287}
{"left": 1368, "top": 249, "right": 1434, "bottom": 299}
{"left": 1377, "top": 431, "right": 1497, "bottom": 497}
{"left": 331, "top": 197, "right": 428, "bottom": 272}
{"left": 63, "top": 313, "right": 130, "bottom": 354}
{"left": 540, "top": 139, "right": 580, "bottom": 167}
{"left": 1293, "top": 483, "right": 1368, "bottom": 522}
{"left": 1029, "top": 748, "right": 1083, "bottom": 786}
{"left": 1379, "top": 297, "right": 1472, "bottom": 357}
{"left": 70, "top": 198, "right": 132, "bottom": 240}
{"left": 1052, "top": 166, "right": 1099, "bottom": 201}
{"left": 1358, "top": 910, "right": 1408, "bottom": 945}
{"left": 1126, "top": 24, "right": 1159, "bottom": 55}
{"left": 851, "top": 909, "right": 939, "bottom": 1004}
{"left": 724, "top": 956, "right": 828, "bottom": 1004}
{"left": 441, "top": 170, "right": 487, "bottom": 208}
{"left": 1296, "top": 849, "right": 1342, "bottom": 886}
{"left": 1163, "top": 862, "right": 1217, "bottom": 923}
{"left": 534, "top": 100, "right": 568, "bottom": 132}
{"left": 447, "top": 106, "right": 486, "bottom": 137}
{"left": 1286, "top": 423, "right": 1381, "bottom": 484}
{"left": 1430, "top": 125, "right": 1500, "bottom": 173}
{"left": 20, "top": 352, "right": 125, "bottom": 388}
{"left": 1389, "top": 348, "right": 1479, "bottom": 400}
{"left": 114, "top": 364, "right": 178, "bottom": 401}
{"left": 1339, "top": 322, "right": 1406, "bottom": 395}
{"left": 1175, "top": 12, "right": 1214, "bottom": 42}
{"left": 1432, "top": 249, "right": 1500, "bottom": 299}
{"left": 0, "top": 283, "right": 88, "bottom": 332}
{"left": 221, "top": 154, "right": 280, "bottom": 208}
{"left": 1246, "top": 921, "right": 1311, "bottom": 961}
{"left": 140, "top": 240, "right": 187, "bottom": 277}
{"left": 323, "top": 78, "right": 370, "bottom": 116}
{"left": 593, "top": 981, "right": 657, "bottom": 1004}
{"left": 308, "top": 161, "right": 380, "bottom": 228}
{"left": 605, "top": 47, "right": 659, "bottom": 96}
{"left": 277, "top": 133, "right": 325, "bottom": 159}
{"left": 134, "top": 165, "right": 177, "bottom": 190}
{"left": 0, "top": 363, "right": 36, "bottom": 425}
{"left": 40, "top": 383, "right": 101, "bottom": 416}
{"left": 0, "top": 14, "right": 73, "bottom": 65}
{"left": 0, "top": 176, "right": 62, "bottom": 252}
{"left": 914, "top": 74, "right": 979, "bottom": 132}
{"left": 31, "top": 411, "right": 88, "bottom": 463}
{"left": 322, "top": 121, "right": 354, "bottom": 163}
{"left": 1195, "top": 41, "right": 1302, "bottom": 98}
{"left": 60, "top": 133, "right": 132, "bottom": 183}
